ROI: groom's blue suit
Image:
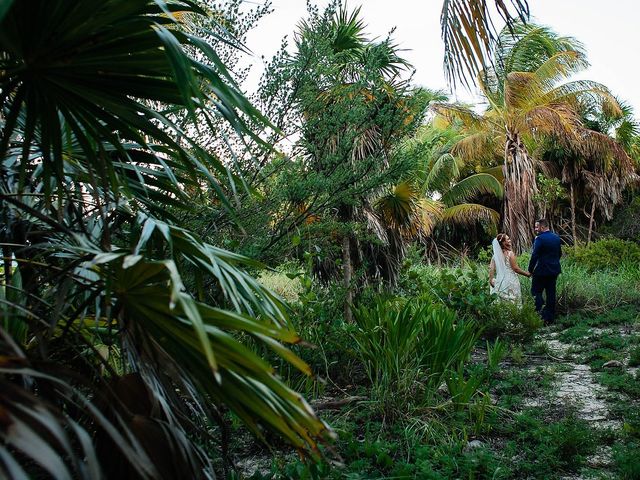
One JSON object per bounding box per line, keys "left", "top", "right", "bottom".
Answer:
{"left": 528, "top": 230, "right": 562, "bottom": 322}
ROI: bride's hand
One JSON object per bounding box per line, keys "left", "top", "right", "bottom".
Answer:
{"left": 489, "top": 278, "right": 495, "bottom": 287}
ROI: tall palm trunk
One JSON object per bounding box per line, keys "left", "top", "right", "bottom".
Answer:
{"left": 587, "top": 198, "right": 596, "bottom": 244}
{"left": 569, "top": 182, "right": 577, "bottom": 244}
{"left": 342, "top": 234, "right": 353, "bottom": 323}
{"left": 502, "top": 130, "right": 537, "bottom": 253}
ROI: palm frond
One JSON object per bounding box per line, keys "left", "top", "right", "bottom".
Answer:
{"left": 442, "top": 173, "right": 503, "bottom": 206}
{"left": 375, "top": 182, "right": 418, "bottom": 230}
{"left": 441, "top": 203, "right": 500, "bottom": 228}
{"left": 504, "top": 51, "right": 586, "bottom": 110}
{"left": 440, "top": 0, "right": 530, "bottom": 88}
{"left": 538, "top": 80, "right": 623, "bottom": 119}
{"left": 482, "top": 22, "right": 585, "bottom": 100}
{"left": 452, "top": 131, "right": 501, "bottom": 165}
{"left": 0, "top": 0, "right": 268, "bottom": 206}
{"left": 478, "top": 164, "right": 505, "bottom": 182}
{"left": 423, "top": 153, "right": 461, "bottom": 193}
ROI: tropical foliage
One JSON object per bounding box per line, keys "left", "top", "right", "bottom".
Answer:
{"left": 2, "top": 0, "right": 639, "bottom": 478}
{"left": 435, "top": 22, "right": 634, "bottom": 251}
{"left": 0, "top": 1, "right": 331, "bottom": 477}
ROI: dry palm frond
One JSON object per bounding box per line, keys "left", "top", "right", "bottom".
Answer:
{"left": 521, "top": 102, "right": 583, "bottom": 145}
{"left": 415, "top": 198, "right": 445, "bottom": 238}
{"left": 537, "top": 160, "right": 562, "bottom": 178}
{"left": 352, "top": 126, "right": 382, "bottom": 163}
{"left": 583, "top": 172, "right": 616, "bottom": 219}
{"left": 362, "top": 205, "right": 389, "bottom": 244}
{"left": 431, "top": 103, "right": 487, "bottom": 130}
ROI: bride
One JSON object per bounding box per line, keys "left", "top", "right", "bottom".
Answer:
{"left": 488, "top": 233, "right": 531, "bottom": 303}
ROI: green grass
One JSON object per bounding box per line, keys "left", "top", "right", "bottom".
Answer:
{"left": 558, "top": 304, "right": 639, "bottom": 328}
{"left": 629, "top": 345, "right": 640, "bottom": 367}
{"left": 557, "top": 264, "right": 640, "bottom": 314}
{"left": 597, "top": 370, "right": 640, "bottom": 397}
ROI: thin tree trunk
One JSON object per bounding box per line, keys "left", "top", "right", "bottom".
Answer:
{"left": 587, "top": 198, "right": 596, "bottom": 244}
{"left": 503, "top": 130, "right": 538, "bottom": 253}
{"left": 570, "top": 182, "right": 577, "bottom": 245}
{"left": 342, "top": 234, "right": 353, "bottom": 323}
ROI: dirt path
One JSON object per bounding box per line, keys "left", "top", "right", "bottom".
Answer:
{"left": 538, "top": 330, "right": 625, "bottom": 479}
{"left": 543, "top": 333, "right": 620, "bottom": 429}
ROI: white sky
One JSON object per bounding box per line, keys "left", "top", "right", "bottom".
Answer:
{"left": 243, "top": 0, "right": 640, "bottom": 112}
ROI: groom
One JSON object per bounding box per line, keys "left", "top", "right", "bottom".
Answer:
{"left": 528, "top": 219, "right": 562, "bottom": 323}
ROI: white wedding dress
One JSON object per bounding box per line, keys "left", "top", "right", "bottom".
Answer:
{"left": 490, "top": 239, "right": 522, "bottom": 303}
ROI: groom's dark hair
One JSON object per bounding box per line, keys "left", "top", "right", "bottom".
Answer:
{"left": 536, "top": 218, "right": 549, "bottom": 228}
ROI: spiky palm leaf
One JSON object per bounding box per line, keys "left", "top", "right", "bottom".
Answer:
{"left": 0, "top": 0, "right": 331, "bottom": 477}
{"left": 481, "top": 22, "right": 585, "bottom": 103}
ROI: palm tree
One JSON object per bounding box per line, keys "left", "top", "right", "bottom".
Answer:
{"left": 434, "top": 24, "right": 628, "bottom": 252}
{"left": 543, "top": 100, "right": 638, "bottom": 242}
{"left": 0, "top": 1, "right": 330, "bottom": 477}
{"left": 293, "top": 6, "right": 422, "bottom": 320}
{"left": 375, "top": 122, "right": 503, "bottom": 256}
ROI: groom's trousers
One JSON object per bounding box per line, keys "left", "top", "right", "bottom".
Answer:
{"left": 531, "top": 275, "right": 558, "bottom": 323}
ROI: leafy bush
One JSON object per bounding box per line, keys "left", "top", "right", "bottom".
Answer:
{"left": 566, "top": 238, "right": 640, "bottom": 272}
{"left": 428, "top": 266, "right": 496, "bottom": 320}
{"left": 399, "top": 261, "right": 543, "bottom": 341}
{"left": 482, "top": 300, "right": 543, "bottom": 342}
{"left": 629, "top": 345, "right": 640, "bottom": 368}
{"left": 349, "top": 299, "right": 480, "bottom": 409}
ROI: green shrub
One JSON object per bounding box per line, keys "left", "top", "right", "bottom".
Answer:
{"left": 482, "top": 300, "right": 542, "bottom": 342}
{"left": 566, "top": 238, "right": 640, "bottom": 272}
{"left": 400, "top": 261, "right": 543, "bottom": 341}
{"left": 428, "top": 265, "right": 496, "bottom": 320}
{"left": 629, "top": 345, "right": 640, "bottom": 368}
{"left": 349, "top": 299, "right": 480, "bottom": 409}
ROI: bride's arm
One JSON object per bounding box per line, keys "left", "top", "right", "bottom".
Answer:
{"left": 509, "top": 252, "right": 531, "bottom": 277}
{"left": 489, "top": 258, "right": 496, "bottom": 287}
